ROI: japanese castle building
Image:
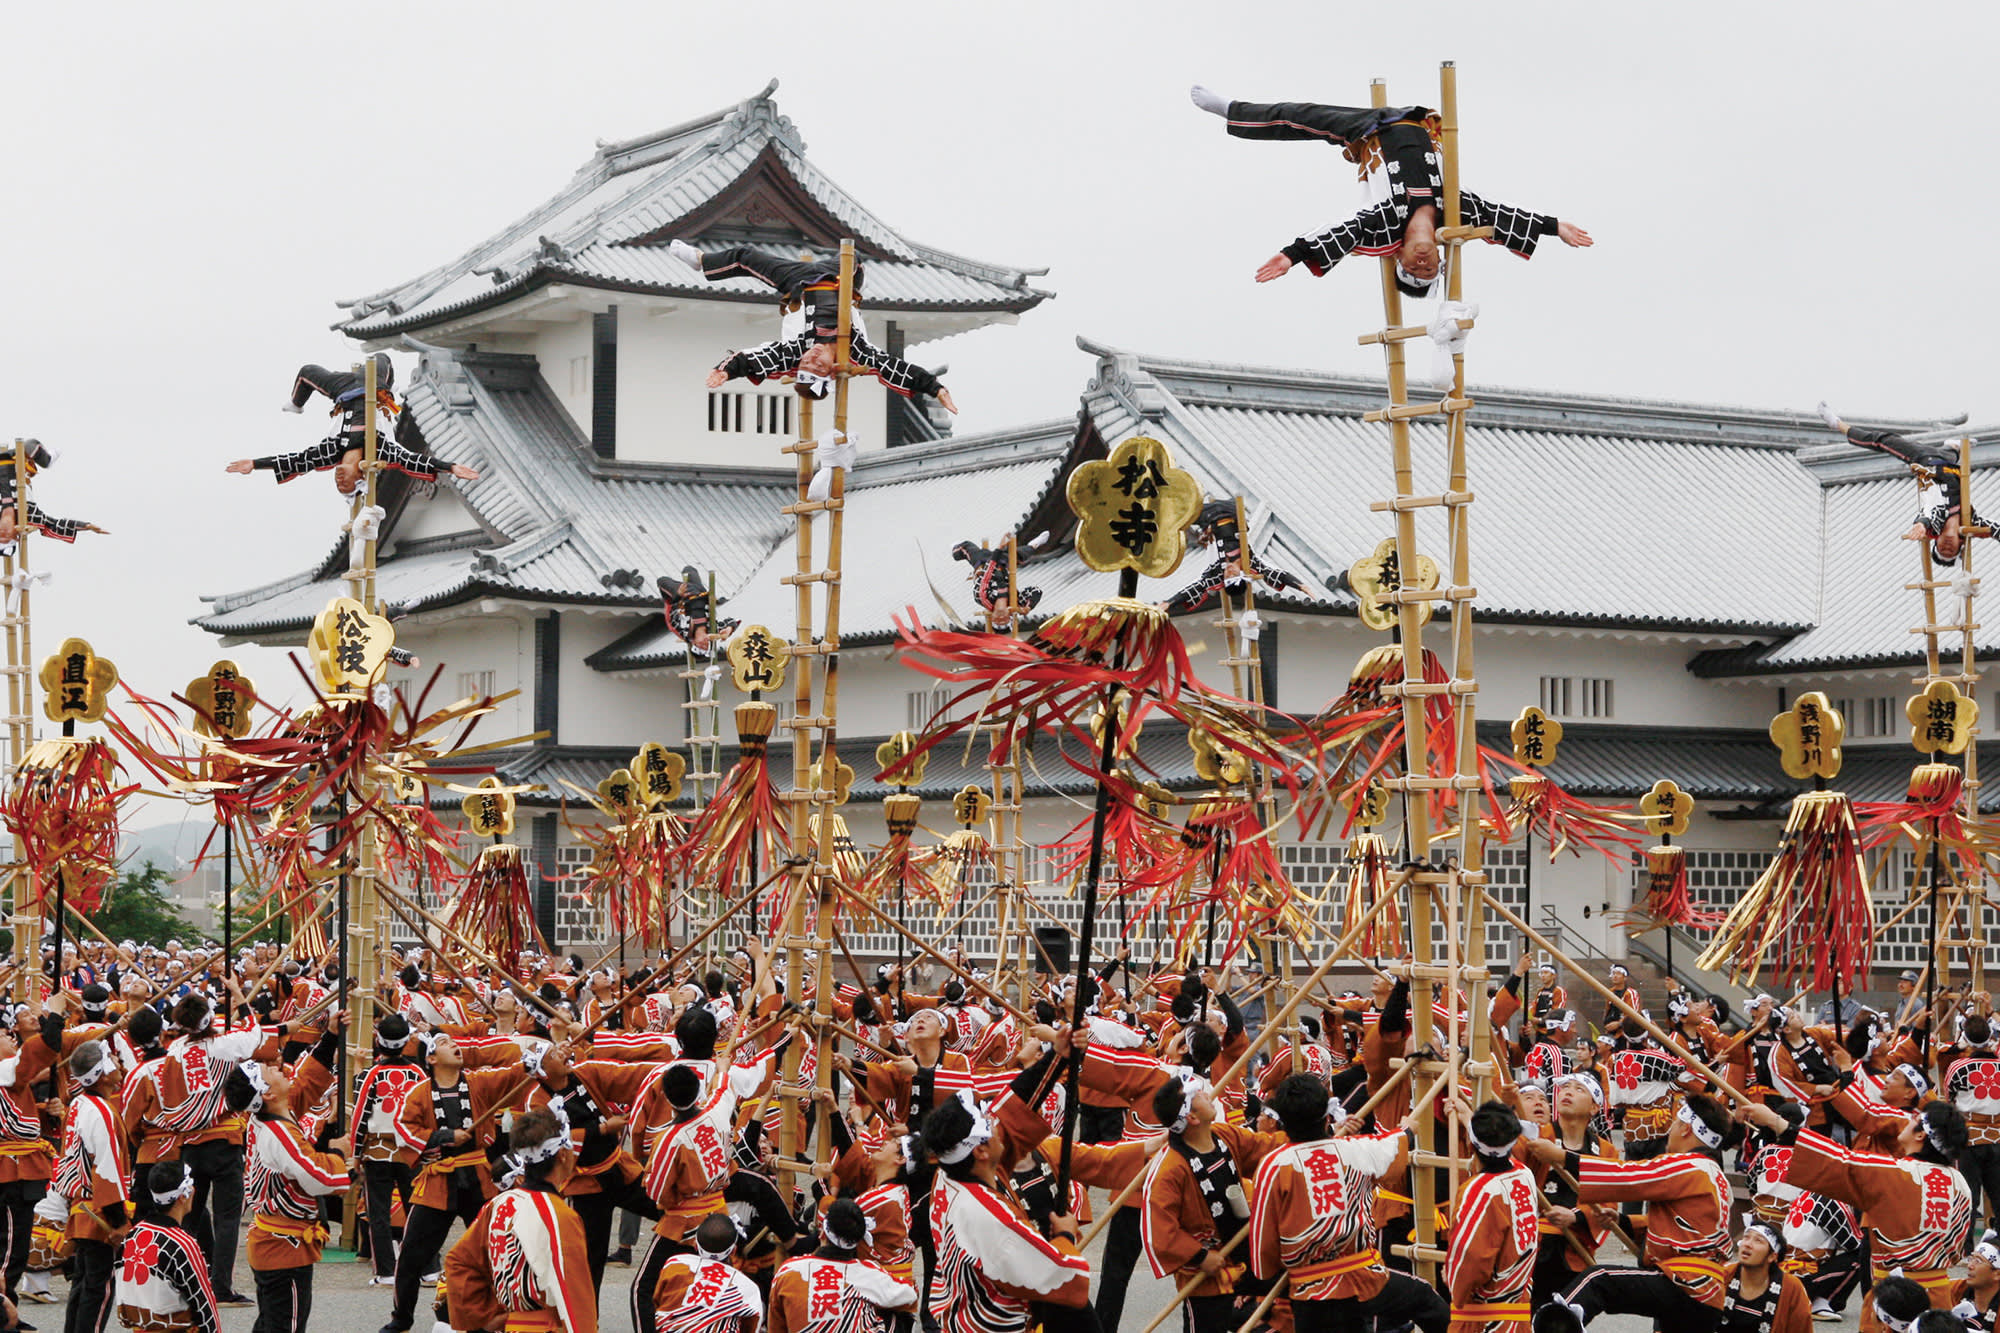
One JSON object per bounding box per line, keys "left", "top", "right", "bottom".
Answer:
{"left": 196, "top": 84, "right": 2000, "bottom": 993}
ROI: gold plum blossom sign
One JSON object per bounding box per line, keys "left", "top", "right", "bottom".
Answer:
{"left": 1348, "top": 538, "right": 1438, "bottom": 633}
{"left": 186, "top": 660, "right": 256, "bottom": 739}
{"left": 726, "top": 625, "right": 790, "bottom": 694}
{"left": 1510, "top": 706, "right": 1562, "bottom": 768}
{"left": 631, "top": 742, "right": 685, "bottom": 809}
{"left": 1066, "top": 436, "right": 1201, "bottom": 578}
{"left": 1639, "top": 779, "right": 1694, "bottom": 837}
{"left": 308, "top": 596, "right": 394, "bottom": 694}
{"left": 40, "top": 637, "right": 117, "bottom": 724}
{"left": 461, "top": 775, "right": 517, "bottom": 838}
{"left": 1907, "top": 679, "right": 1978, "bottom": 755}
{"left": 1770, "top": 692, "right": 1844, "bottom": 781}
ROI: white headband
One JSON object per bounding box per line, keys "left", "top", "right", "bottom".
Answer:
{"left": 1924, "top": 1112, "right": 1952, "bottom": 1156}
{"left": 1874, "top": 1300, "right": 1916, "bottom": 1333}
{"left": 1974, "top": 1235, "right": 2000, "bottom": 1265}
{"left": 494, "top": 1152, "right": 525, "bottom": 1189}
{"left": 1897, "top": 1064, "right": 1930, "bottom": 1097}
{"left": 1554, "top": 1072, "right": 1605, "bottom": 1107}
{"left": 238, "top": 1060, "right": 269, "bottom": 1113}
{"left": 150, "top": 1172, "right": 195, "bottom": 1207}
{"left": 897, "top": 1134, "right": 918, "bottom": 1174}
{"left": 935, "top": 1089, "right": 994, "bottom": 1164}
{"left": 1169, "top": 1077, "right": 1210, "bottom": 1134}
{"left": 695, "top": 1229, "right": 738, "bottom": 1261}
{"left": 1743, "top": 1221, "right": 1784, "bottom": 1256}
{"left": 1677, "top": 1101, "right": 1723, "bottom": 1149}
{"left": 73, "top": 1049, "right": 117, "bottom": 1089}
{"left": 518, "top": 1131, "right": 570, "bottom": 1164}
{"left": 1468, "top": 1122, "right": 1519, "bottom": 1157}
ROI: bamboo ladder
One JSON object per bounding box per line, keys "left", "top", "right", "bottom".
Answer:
{"left": 334, "top": 356, "right": 390, "bottom": 1241}
{"left": 1209, "top": 496, "right": 1299, "bottom": 1063}
{"left": 3, "top": 443, "right": 34, "bottom": 1000}
{"left": 775, "top": 241, "right": 857, "bottom": 1203}
{"left": 1906, "top": 436, "right": 1987, "bottom": 1012}
{"left": 983, "top": 536, "right": 1034, "bottom": 1005}
{"left": 677, "top": 571, "right": 728, "bottom": 950}
{"left": 1355, "top": 65, "right": 1496, "bottom": 1281}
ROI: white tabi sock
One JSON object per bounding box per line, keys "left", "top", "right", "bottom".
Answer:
{"left": 669, "top": 239, "right": 702, "bottom": 268}
{"left": 1190, "top": 85, "right": 1229, "bottom": 117}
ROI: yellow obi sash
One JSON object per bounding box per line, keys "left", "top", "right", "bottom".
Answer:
{"left": 1451, "top": 1303, "right": 1531, "bottom": 1324}
{"left": 1293, "top": 1248, "right": 1383, "bottom": 1283}
{"left": 1874, "top": 1267, "right": 1950, "bottom": 1290}
{"left": 1658, "top": 1257, "right": 1726, "bottom": 1285}
{"left": 251, "top": 1214, "right": 329, "bottom": 1248}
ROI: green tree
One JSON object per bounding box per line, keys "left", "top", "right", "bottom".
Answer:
{"left": 90, "top": 861, "right": 211, "bottom": 949}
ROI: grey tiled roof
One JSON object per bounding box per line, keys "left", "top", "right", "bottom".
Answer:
{"left": 336, "top": 83, "right": 1050, "bottom": 343}
{"left": 1689, "top": 434, "right": 2000, "bottom": 677}
{"left": 194, "top": 349, "right": 793, "bottom": 636}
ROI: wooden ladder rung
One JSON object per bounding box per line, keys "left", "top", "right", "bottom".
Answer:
{"left": 1357, "top": 318, "right": 1474, "bottom": 347}
{"left": 1381, "top": 775, "right": 1484, "bottom": 793}
{"left": 780, "top": 715, "right": 835, "bottom": 731}
{"left": 789, "top": 640, "right": 840, "bottom": 656}
{"left": 1387, "top": 586, "right": 1477, "bottom": 604}
{"left": 1362, "top": 397, "right": 1473, "bottom": 423}
{"left": 1438, "top": 224, "right": 1496, "bottom": 243}
{"left": 777, "top": 790, "right": 839, "bottom": 804}
{"left": 781, "top": 571, "right": 842, "bottom": 586}
{"left": 1916, "top": 674, "right": 1980, "bottom": 685}
{"left": 1371, "top": 491, "right": 1475, "bottom": 512}
{"left": 1390, "top": 1243, "right": 1450, "bottom": 1264}
{"left": 1410, "top": 869, "right": 1487, "bottom": 886}
{"left": 1381, "top": 681, "right": 1477, "bottom": 698}
{"left": 1906, "top": 580, "right": 1961, "bottom": 591}
{"left": 780, "top": 500, "right": 844, "bottom": 516}
{"left": 1218, "top": 656, "right": 1261, "bottom": 668}
{"left": 1910, "top": 624, "right": 1978, "bottom": 634}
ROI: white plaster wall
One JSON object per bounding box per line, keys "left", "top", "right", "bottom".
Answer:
{"left": 612, "top": 304, "right": 888, "bottom": 468}
{"left": 386, "top": 488, "right": 484, "bottom": 550}
{"left": 556, "top": 613, "right": 686, "bottom": 748}
{"left": 531, "top": 318, "right": 596, "bottom": 436}
{"left": 384, "top": 612, "right": 532, "bottom": 742}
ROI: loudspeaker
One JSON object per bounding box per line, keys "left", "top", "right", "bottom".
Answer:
{"left": 1034, "top": 926, "right": 1071, "bottom": 976}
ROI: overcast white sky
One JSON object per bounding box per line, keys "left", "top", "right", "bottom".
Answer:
{"left": 5, "top": 1, "right": 1993, "bottom": 832}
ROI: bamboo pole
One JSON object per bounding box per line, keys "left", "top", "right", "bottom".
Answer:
{"left": 6, "top": 439, "right": 33, "bottom": 1002}
{"left": 1485, "top": 895, "right": 1749, "bottom": 1103}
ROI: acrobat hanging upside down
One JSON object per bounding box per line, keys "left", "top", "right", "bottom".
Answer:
{"left": 1190, "top": 87, "right": 1592, "bottom": 297}
{"left": 951, "top": 539, "right": 1043, "bottom": 628}
{"left": 225, "top": 355, "right": 481, "bottom": 496}
{"left": 674, "top": 242, "right": 959, "bottom": 414}
{"left": 656, "top": 566, "right": 739, "bottom": 653}
{"left": 1162, "top": 500, "right": 1304, "bottom": 616}
{"left": 1820, "top": 402, "right": 1988, "bottom": 566}
{"left": 0, "top": 440, "right": 107, "bottom": 547}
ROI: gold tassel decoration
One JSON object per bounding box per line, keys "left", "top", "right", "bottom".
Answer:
{"left": 1694, "top": 790, "right": 1871, "bottom": 991}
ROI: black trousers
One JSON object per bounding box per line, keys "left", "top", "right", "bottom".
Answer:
{"left": 571, "top": 1176, "right": 660, "bottom": 1295}
{"left": 0, "top": 1181, "right": 42, "bottom": 1301}
{"left": 630, "top": 1232, "right": 695, "bottom": 1333}
{"left": 1803, "top": 1245, "right": 1867, "bottom": 1312}
{"left": 1028, "top": 1300, "right": 1102, "bottom": 1333}
{"left": 252, "top": 1264, "right": 313, "bottom": 1333}
{"left": 1562, "top": 1266, "right": 1724, "bottom": 1332}
{"left": 184, "top": 1139, "right": 245, "bottom": 1297}
{"left": 363, "top": 1160, "right": 416, "bottom": 1278}
{"left": 1533, "top": 1239, "right": 1584, "bottom": 1308}
{"left": 1186, "top": 1277, "right": 1275, "bottom": 1333}
{"left": 1080, "top": 1105, "right": 1125, "bottom": 1146}
{"left": 1093, "top": 1205, "right": 1142, "bottom": 1333}
{"left": 390, "top": 1185, "right": 484, "bottom": 1328}
{"left": 1222, "top": 100, "right": 1427, "bottom": 148}
{"left": 1291, "top": 1273, "right": 1449, "bottom": 1333}
{"left": 62, "top": 1238, "right": 113, "bottom": 1333}
{"left": 1964, "top": 1143, "right": 2000, "bottom": 1234}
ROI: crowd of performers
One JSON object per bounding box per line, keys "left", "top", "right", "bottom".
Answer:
{"left": 13, "top": 929, "right": 2000, "bottom": 1333}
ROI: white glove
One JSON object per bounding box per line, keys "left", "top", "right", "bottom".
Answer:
{"left": 350, "top": 505, "right": 387, "bottom": 543}
{"left": 1428, "top": 301, "right": 1478, "bottom": 389}
{"left": 31, "top": 1192, "right": 66, "bottom": 1225}
{"left": 668, "top": 239, "right": 702, "bottom": 269}
{"left": 1953, "top": 573, "right": 1979, "bottom": 601}
{"left": 808, "top": 432, "right": 859, "bottom": 502}
{"left": 1238, "top": 608, "right": 1263, "bottom": 642}
{"left": 1817, "top": 400, "right": 1844, "bottom": 432}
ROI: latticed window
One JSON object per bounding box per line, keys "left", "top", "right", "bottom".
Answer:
{"left": 553, "top": 843, "right": 608, "bottom": 948}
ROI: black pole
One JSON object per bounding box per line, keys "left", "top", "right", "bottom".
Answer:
{"left": 222, "top": 821, "right": 234, "bottom": 1026}
{"left": 1522, "top": 829, "right": 1533, "bottom": 936}
{"left": 52, "top": 717, "right": 73, "bottom": 997}
{"left": 1057, "top": 567, "right": 1138, "bottom": 1198}
{"left": 333, "top": 800, "right": 349, "bottom": 1125}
